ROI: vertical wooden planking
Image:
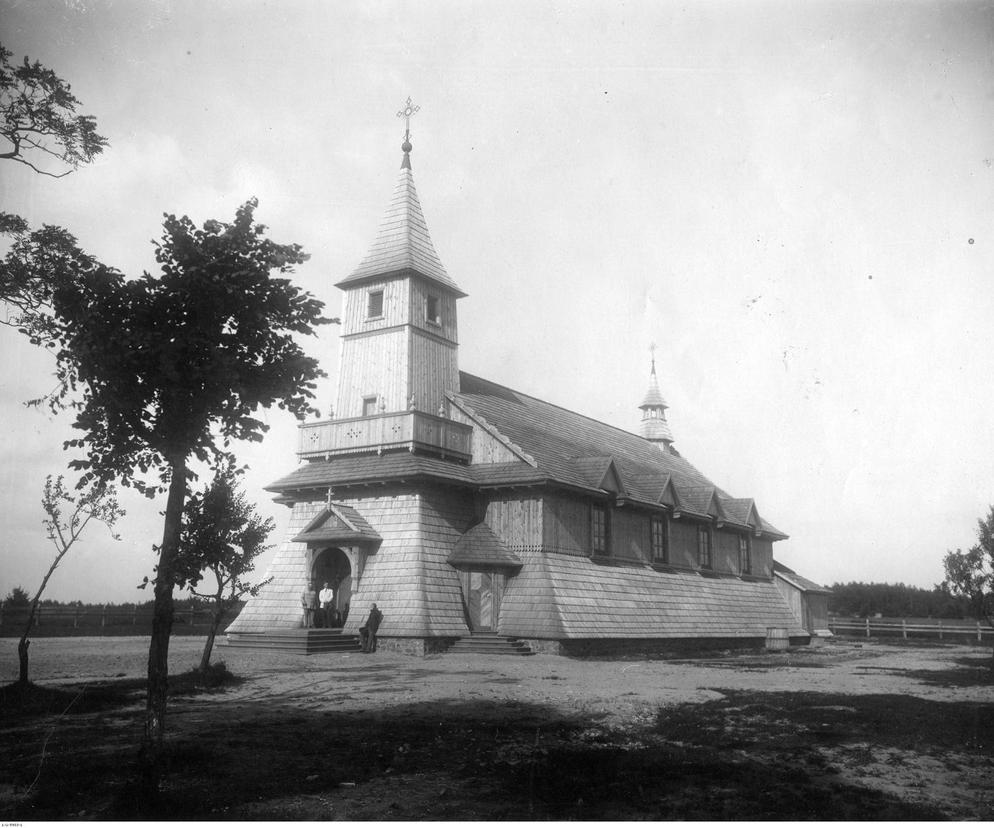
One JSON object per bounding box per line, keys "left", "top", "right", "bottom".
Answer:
{"left": 611, "top": 509, "right": 649, "bottom": 562}
{"left": 542, "top": 494, "right": 590, "bottom": 556}
{"left": 668, "top": 519, "right": 699, "bottom": 569}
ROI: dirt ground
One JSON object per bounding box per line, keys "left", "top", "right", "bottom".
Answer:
{"left": 0, "top": 636, "right": 991, "bottom": 820}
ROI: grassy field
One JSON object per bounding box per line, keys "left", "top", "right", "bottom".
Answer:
{"left": 1, "top": 637, "right": 992, "bottom": 820}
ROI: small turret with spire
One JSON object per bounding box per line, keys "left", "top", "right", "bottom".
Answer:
{"left": 639, "top": 344, "right": 674, "bottom": 452}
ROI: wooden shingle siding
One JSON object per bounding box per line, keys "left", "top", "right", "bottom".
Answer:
{"left": 336, "top": 328, "right": 409, "bottom": 417}
{"left": 542, "top": 493, "right": 589, "bottom": 555}
{"left": 417, "top": 490, "right": 475, "bottom": 635}
{"left": 485, "top": 496, "right": 542, "bottom": 548}
{"left": 341, "top": 490, "right": 473, "bottom": 638}
{"left": 500, "top": 552, "right": 804, "bottom": 640}
{"left": 226, "top": 500, "right": 325, "bottom": 633}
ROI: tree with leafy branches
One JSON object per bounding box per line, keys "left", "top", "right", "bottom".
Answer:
{"left": 172, "top": 464, "right": 274, "bottom": 672}
{"left": 17, "top": 475, "right": 123, "bottom": 685}
{"left": 0, "top": 42, "right": 108, "bottom": 177}
{"left": 1, "top": 198, "right": 333, "bottom": 803}
{"left": 944, "top": 505, "right": 994, "bottom": 664}
{"left": 4, "top": 586, "right": 31, "bottom": 607}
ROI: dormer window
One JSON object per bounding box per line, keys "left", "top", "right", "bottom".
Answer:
{"left": 367, "top": 290, "right": 384, "bottom": 319}
{"left": 697, "top": 524, "right": 712, "bottom": 570}
{"left": 591, "top": 504, "right": 609, "bottom": 556}
{"left": 739, "top": 535, "right": 751, "bottom": 575}
{"left": 426, "top": 294, "right": 440, "bottom": 325}
{"left": 651, "top": 516, "right": 669, "bottom": 563}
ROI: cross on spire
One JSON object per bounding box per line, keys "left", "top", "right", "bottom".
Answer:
{"left": 397, "top": 96, "right": 420, "bottom": 142}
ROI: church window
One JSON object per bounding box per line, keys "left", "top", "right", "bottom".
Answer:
{"left": 651, "top": 516, "right": 668, "bottom": 562}
{"left": 591, "top": 504, "right": 609, "bottom": 556}
{"left": 697, "top": 524, "right": 712, "bottom": 569}
{"left": 367, "top": 290, "right": 384, "bottom": 318}
{"left": 362, "top": 396, "right": 378, "bottom": 417}
{"left": 739, "top": 535, "right": 751, "bottom": 574}
{"left": 426, "top": 294, "right": 440, "bottom": 325}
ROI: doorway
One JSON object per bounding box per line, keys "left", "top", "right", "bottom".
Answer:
{"left": 311, "top": 547, "right": 352, "bottom": 628}
{"left": 459, "top": 571, "right": 502, "bottom": 632}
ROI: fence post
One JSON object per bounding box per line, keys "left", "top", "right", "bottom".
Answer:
{"left": 979, "top": 621, "right": 983, "bottom": 643}
{"left": 902, "top": 619, "right": 907, "bottom": 639}
{"left": 938, "top": 619, "right": 942, "bottom": 640}
{"left": 101, "top": 604, "right": 107, "bottom": 628}
{"left": 133, "top": 604, "right": 138, "bottom": 626}
{"left": 74, "top": 605, "right": 79, "bottom": 629}
{"left": 37, "top": 605, "right": 40, "bottom": 628}
{"left": 865, "top": 617, "right": 870, "bottom": 638}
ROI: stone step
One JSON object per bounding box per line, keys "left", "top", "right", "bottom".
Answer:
{"left": 447, "top": 635, "right": 534, "bottom": 656}
{"left": 223, "top": 630, "right": 361, "bottom": 655}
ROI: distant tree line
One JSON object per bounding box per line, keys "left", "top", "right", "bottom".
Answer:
{"left": 828, "top": 581, "right": 971, "bottom": 618}
{"left": 2, "top": 587, "right": 244, "bottom": 613}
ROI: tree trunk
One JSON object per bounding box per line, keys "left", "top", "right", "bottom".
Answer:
{"left": 199, "top": 606, "right": 224, "bottom": 672}
{"left": 139, "top": 456, "right": 186, "bottom": 808}
{"left": 17, "top": 637, "right": 29, "bottom": 685}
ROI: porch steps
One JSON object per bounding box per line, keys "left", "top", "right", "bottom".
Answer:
{"left": 446, "top": 632, "right": 534, "bottom": 656}
{"left": 222, "top": 628, "right": 361, "bottom": 655}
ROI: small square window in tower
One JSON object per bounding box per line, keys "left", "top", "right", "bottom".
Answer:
{"left": 426, "top": 294, "right": 440, "bottom": 325}
{"left": 362, "top": 396, "right": 378, "bottom": 417}
{"left": 367, "top": 290, "right": 384, "bottom": 319}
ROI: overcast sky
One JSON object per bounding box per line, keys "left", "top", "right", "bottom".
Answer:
{"left": 2, "top": 0, "right": 992, "bottom": 604}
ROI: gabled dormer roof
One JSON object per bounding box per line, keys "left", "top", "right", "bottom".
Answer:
{"left": 291, "top": 503, "right": 382, "bottom": 545}
{"left": 448, "top": 522, "right": 523, "bottom": 570}
{"left": 572, "top": 456, "right": 626, "bottom": 496}
{"left": 336, "top": 147, "right": 466, "bottom": 297}
{"left": 675, "top": 485, "right": 724, "bottom": 521}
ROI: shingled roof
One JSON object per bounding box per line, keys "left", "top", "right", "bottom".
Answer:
{"left": 267, "top": 371, "right": 786, "bottom": 539}
{"left": 452, "top": 372, "right": 787, "bottom": 538}
{"left": 335, "top": 157, "right": 466, "bottom": 297}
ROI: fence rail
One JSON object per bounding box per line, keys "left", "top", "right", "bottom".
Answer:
{"left": 829, "top": 617, "right": 993, "bottom": 643}
{"left": 0, "top": 604, "right": 240, "bottom": 637}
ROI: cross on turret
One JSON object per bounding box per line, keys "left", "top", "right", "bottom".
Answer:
{"left": 397, "top": 97, "right": 420, "bottom": 168}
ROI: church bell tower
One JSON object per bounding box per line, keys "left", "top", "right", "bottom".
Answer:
{"left": 333, "top": 99, "right": 466, "bottom": 420}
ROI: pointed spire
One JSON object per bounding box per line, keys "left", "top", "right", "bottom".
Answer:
{"left": 335, "top": 98, "right": 466, "bottom": 297}
{"left": 639, "top": 345, "right": 674, "bottom": 451}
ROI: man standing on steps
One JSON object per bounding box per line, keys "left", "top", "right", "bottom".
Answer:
{"left": 319, "top": 581, "right": 335, "bottom": 628}
{"left": 301, "top": 582, "right": 317, "bottom": 628}
{"left": 360, "top": 603, "right": 383, "bottom": 653}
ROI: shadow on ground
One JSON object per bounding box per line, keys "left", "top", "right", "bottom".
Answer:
{"left": 3, "top": 672, "right": 986, "bottom": 820}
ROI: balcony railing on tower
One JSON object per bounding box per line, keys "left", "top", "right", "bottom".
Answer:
{"left": 298, "top": 411, "right": 472, "bottom": 463}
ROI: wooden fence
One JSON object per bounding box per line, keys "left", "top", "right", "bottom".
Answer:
{"left": 0, "top": 603, "right": 241, "bottom": 637}
{"left": 829, "top": 616, "right": 993, "bottom": 643}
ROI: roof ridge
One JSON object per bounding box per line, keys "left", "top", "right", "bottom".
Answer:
{"left": 458, "top": 370, "right": 660, "bottom": 445}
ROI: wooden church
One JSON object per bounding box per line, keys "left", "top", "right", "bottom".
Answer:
{"left": 226, "top": 108, "right": 810, "bottom": 656}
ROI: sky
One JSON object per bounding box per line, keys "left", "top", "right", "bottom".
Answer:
{"left": 1, "top": 0, "right": 992, "bottom": 604}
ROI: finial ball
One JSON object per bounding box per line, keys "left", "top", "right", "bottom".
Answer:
{"left": 402, "top": 139, "right": 412, "bottom": 153}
